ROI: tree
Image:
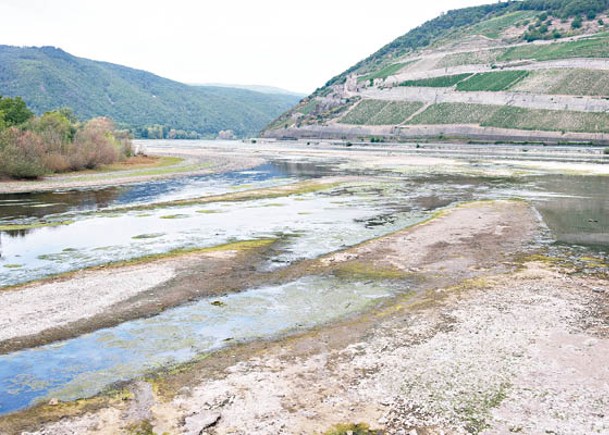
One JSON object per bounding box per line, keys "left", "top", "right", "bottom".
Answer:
{"left": 0, "top": 96, "right": 34, "bottom": 127}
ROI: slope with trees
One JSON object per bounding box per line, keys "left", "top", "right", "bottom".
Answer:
{"left": 0, "top": 46, "right": 301, "bottom": 138}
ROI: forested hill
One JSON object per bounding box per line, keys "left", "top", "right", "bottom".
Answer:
{"left": 264, "top": 0, "right": 609, "bottom": 145}
{"left": 0, "top": 45, "right": 301, "bottom": 138}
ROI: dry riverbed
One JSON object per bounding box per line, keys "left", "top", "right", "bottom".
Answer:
{"left": 3, "top": 200, "right": 606, "bottom": 435}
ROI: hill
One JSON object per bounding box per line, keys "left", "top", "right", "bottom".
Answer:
{"left": 263, "top": 0, "right": 609, "bottom": 145}
{"left": 0, "top": 45, "right": 301, "bottom": 138}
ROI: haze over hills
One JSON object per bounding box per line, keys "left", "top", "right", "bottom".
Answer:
{"left": 0, "top": 45, "right": 301, "bottom": 138}
{"left": 264, "top": 0, "right": 609, "bottom": 145}
{"left": 194, "top": 83, "right": 306, "bottom": 97}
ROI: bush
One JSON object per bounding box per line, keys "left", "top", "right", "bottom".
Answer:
{"left": 572, "top": 15, "right": 583, "bottom": 28}
{"left": 0, "top": 100, "right": 133, "bottom": 178}
{"left": 71, "top": 117, "right": 132, "bottom": 170}
{"left": 0, "top": 128, "right": 48, "bottom": 179}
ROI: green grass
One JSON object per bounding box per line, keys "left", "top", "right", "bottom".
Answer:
{"left": 400, "top": 73, "right": 473, "bottom": 88}
{"left": 456, "top": 70, "right": 529, "bottom": 91}
{"left": 340, "top": 100, "right": 424, "bottom": 125}
{"left": 407, "top": 102, "right": 609, "bottom": 133}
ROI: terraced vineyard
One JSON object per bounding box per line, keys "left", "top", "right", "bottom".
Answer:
{"left": 341, "top": 100, "right": 423, "bottom": 125}
{"left": 264, "top": 2, "right": 609, "bottom": 145}
{"left": 455, "top": 71, "right": 529, "bottom": 91}
{"left": 513, "top": 69, "right": 609, "bottom": 97}
{"left": 400, "top": 74, "right": 473, "bottom": 88}
{"left": 407, "top": 103, "right": 609, "bottom": 133}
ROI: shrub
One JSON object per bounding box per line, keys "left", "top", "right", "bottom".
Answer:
{"left": 71, "top": 118, "right": 120, "bottom": 169}
{"left": 0, "top": 128, "right": 48, "bottom": 179}
{"left": 0, "top": 103, "right": 133, "bottom": 178}
{"left": 572, "top": 15, "right": 583, "bottom": 29}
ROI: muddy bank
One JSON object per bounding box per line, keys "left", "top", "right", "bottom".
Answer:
{"left": 0, "top": 200, "right": 562, "bottom": 434}
{"left": 0, "top": 240, "right": 277, "bottom": 355}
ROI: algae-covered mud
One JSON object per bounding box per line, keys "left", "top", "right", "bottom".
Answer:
{"left": 0, "top": 140, "right": 608, "bottom": 428}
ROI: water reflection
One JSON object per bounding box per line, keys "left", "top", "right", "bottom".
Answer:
{"left": 531, "top": 175, "right": 609, "bottom": 248}
{"left": 0, "top": 161, "right": 330, "bottom": 224}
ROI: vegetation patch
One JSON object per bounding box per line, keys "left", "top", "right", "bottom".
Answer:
{"left": 456, "top": 70, "right": 529, "bottom": 91}
{"left": 485, "top": 106, "right": 609, "bottom": 133}
{"left": 408, "top": 103, "right": 499, "bottom": 125}
{"left": 196, "top": 209, "right": 223, "bottom": 214}
{"left": 93, "top": 156, "right": 183, "bottom": 173}
{"left": 341, "top": 100, "right": 424, "bottom": 125}
{"left": 0, "top": 97, "right": 133, "bottom": 179}
{"left": 498, "top": 34, "right": 609, "bottom": 61}
{"left": 400, "top": 73, "right": 473, "bottom": 88}
{"left": 407, "top": 102, "right": 609, "bottom": 133}
{"left": 159, "top": 214, "right": 190, "bottom": 220}
{"left": 463, "top": 10, "right": 538, "bottom": 39}
{"left": 132, "top": 233, "right": 165, "bottom": 240}
{"left": 324, "top": 422, "right": 383, "bottom": 435}
{"left": 514, "top": 69, "right": 609, "bottom": 97}
{"left": 358, "top": 61, "right": 413, "bottom": 83}
{"left": 333, "top": 261, "right": 407, "bottom": 281}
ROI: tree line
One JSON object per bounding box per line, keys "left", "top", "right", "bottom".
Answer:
{"left": 0, "top": 96, "right": 133, "bottom": 179}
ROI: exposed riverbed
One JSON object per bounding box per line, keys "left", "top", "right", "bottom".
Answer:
{"left": 0, "top": 140, "right": 607, "bottom": 432}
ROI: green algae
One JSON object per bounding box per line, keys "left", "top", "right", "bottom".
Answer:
{"left": 0, "top": 220, "right": 75, "bottom": 232}
{"left": 324, "top": 422, "right": 382, "bottom": 435}
{"left": 334, "top": 262, "right": 407, "bottom": 280}
{"left": 196, "top": 209, "right": 223, "bottom": 214}
{"left": 94, "top": 179, "right": 347, "bottom": 214}
{"left": 132, "top": 233, "right": 165, "bottom": 240}
{"left": 159, "top": 214, "right": 190, "bottom": 220}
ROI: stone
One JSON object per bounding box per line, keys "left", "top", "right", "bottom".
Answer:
{"left": 183, "top": 411, "right": 221, "bottom": 435}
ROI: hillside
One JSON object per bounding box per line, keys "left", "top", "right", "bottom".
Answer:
{"left": 263, "top": 0, "right": 609, "bottom": 145}
{"left": 0, "top": 46, "right": 301, "bottom": 138}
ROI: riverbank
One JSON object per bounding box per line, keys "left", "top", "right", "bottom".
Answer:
{"left": 4, "top": 200, "right": 601, "bottom": 434}
{"left": 0, "top": 148, "right": 264, "bottom": 194}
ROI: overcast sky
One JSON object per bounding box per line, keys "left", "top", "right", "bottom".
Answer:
{"left": 0, "top": 0, "right": 492, "bottom": 93}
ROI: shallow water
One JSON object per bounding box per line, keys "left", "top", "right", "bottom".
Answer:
{"left": 1, "top": 148, "right": 608, "bottom": 415}
{"left": 0, "top": 276, "right": 397, "bottom": 414}
{"left": 0, "top": 160, "right": 333, "bottom": 224}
